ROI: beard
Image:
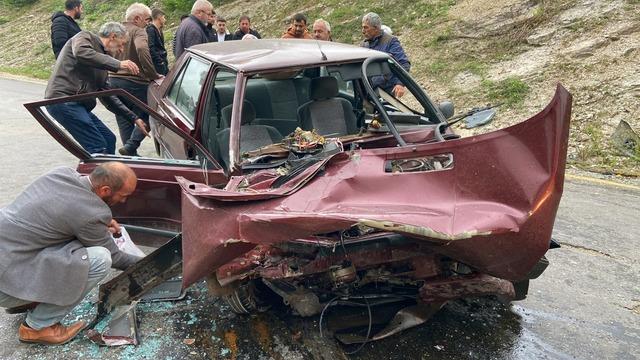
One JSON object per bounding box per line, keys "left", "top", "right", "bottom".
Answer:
{"left": 73, "top": 11, "right": 82, "bottom": 20}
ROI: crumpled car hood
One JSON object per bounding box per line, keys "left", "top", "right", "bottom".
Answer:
{"left": 177, "top": 85, "right": 572, "bottom": 288}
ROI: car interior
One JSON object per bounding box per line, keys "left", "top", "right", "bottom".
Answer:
{"left": 196, "top": 61, "right": 440, "bottom": 168}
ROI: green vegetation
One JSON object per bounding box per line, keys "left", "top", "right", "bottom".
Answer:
{"left": 481, "top": 77, "right": 530, "bottom": 107}
{"left": 0, "top": 0, "right": 37, "bottom": 7}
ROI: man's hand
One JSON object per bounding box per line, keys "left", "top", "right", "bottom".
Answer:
{"left": 108, "top": 219, "right": 121, "bottom": 237}
{"left": 120, "top": 60, "right": 140, "bottom": 75}
{"left": 392, "top": 84, "right": 406, "bottom": 98}
{"left": 135, "top": 118, "right": 150, "bottom": 137}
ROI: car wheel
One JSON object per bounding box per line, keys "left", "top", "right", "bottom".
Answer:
{"left": 223, "top": 280, "right": 271, "bottom": 315}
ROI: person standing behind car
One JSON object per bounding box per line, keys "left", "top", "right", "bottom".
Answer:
{"left": 146, "top": 8, "right": 169, "bottom": 76}
{"left": 50, "top": 0, "right": 82, "bottom": 59}
{"left": 312, "top": 19, "right": 332, "bottom": 41}
{"left": 233, "top": 15, "right": 261, "bottom": 40}
{"left": 212, "top": 16, "right": 234, "bottom": 42}
{"left": 282, "top": 13, "right": 313, "bottom": 39}
{"left": 174, "top": 0, "right": 215, "bottom": 58}
{"left": 110, "top": 3, "right": 161, "bottom": 157}
{"left": 44, "top": 22, "right": 147, "bottom": 155}
{"left": 360, "top": 12, "right": 411, "bottom": 98}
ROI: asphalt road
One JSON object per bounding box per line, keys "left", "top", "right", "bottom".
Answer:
{"left": 0, "top": 76, "right": 638, "bottom": 360}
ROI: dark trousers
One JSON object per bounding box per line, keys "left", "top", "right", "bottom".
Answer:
{"left": 109, "top": 77, "right": 149, "bottom": 156}
{"left": 46, "top": 102, "right": 116, "bottom": 154}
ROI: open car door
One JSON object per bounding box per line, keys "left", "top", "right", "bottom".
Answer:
{"left": 24, "top": 89, "right": 228, "bottom": 239}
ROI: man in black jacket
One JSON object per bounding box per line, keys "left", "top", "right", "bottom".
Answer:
{"left": 233, "top": 15, "right": 261, "bottom": 40}
{"left": 146, "top": 9, "right": 169, "bottom": 75}
{"left": 45, "top": 22, "right": 147, "bottom": 155}
{"left": 50, "top": 0, "right": 83, "bottom": 59}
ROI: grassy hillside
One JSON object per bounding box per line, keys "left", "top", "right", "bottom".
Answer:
{"left": 1, "top": 0, "right": 639, "bottom": 175}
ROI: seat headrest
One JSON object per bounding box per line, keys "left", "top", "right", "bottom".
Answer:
{"left": 222, "top": 100, "right": 256, "bottom": 126}
{"left": 310, "top": 76, "right": 339, "bottom": 100}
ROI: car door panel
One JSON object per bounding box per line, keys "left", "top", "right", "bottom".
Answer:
{"left": 24, "top": 89, "right": 227, "bottom": 233}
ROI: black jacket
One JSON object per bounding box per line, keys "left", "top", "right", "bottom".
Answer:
{"left": 212, "top": 32, "right": 235, "bottom": 42}
{"left": 146, "top": 24, "right": 169, "bottom": 75}
{"left": 50, "top": 11, "right": 81, "bottom": 59}
{"left": 233, "top": 28, "right": 261, "bottom": 40}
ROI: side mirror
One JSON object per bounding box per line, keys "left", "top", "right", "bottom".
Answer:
{"left": 438, "top": 101, "right": 455, "bottom": 120}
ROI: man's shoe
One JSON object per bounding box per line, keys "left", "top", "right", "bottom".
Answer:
{"left": 118, "top": 147, "right": 131, "bottom": 156}
{"left": 19, "top": 321, "right": 86, "bottom": 345}
{"left": 118, "top": 147, "right": 140, "bottom": 157}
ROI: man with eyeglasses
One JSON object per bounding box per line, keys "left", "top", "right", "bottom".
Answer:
{"left": 174, "top": 0, "right": 214, "bottom": 58}
{"left": 109, "top": 2, "right": 161, "bottom": 157}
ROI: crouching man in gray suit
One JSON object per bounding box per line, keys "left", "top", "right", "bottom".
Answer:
{"left": 0, "top": 162, "right": 143, "bottom": 345}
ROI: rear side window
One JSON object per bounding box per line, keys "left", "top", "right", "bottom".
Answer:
{"left": 167, "top": 57, "right": 211, "bottom": 124}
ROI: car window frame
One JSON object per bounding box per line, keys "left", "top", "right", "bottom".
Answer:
{"left": 165, "top": 56, "right": 213, "bottom": 127}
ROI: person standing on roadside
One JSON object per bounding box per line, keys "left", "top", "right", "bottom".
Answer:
{"left": 282, "top": 13, "right": 313, "bottom": 39}
{"left": 233, "top": 15, "right": 261, "bottom": 40}
{"left": 360, "top": 12, "right": 411, "bottom": 98}
{"left": 174, "top": 0, "right": 215, "bottom": 58}
{"left": 50, "top": 0, "right": 83, "bottom": 58}
{"left": 45, "top": 22, "right": 147, "bottom": 155}
{"left": 110, "top": 3, "right": 162, "bottom": 157}
{"left": 0, "top": 162, "right": 143, "bottom": 345}
{"left": 146, "top": 8, "right": 169, "bottom": 76}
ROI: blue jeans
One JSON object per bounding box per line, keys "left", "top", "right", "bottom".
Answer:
{"left": 46, "top": 102, "right": 116, "bottom": 154}
{"left": 109, "top": 78, "right": 149, "bottom": 155}
{"left": 0, "top": 247, "right": 112, "bottom": 330}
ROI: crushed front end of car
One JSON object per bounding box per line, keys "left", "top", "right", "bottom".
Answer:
{"left": 176, "top": 78, "right": 572, "bottom": 342}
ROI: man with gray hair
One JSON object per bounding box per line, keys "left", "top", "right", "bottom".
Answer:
{"left": 44, "top": 22, "right": 148, "bottom": 155}
{"left": 110, "top": 3, "right": 161, "bottom": 156}
{"left": 360, "top": 12, "right": 411, "bottom": 98}
{"left": 313, "top": 19, "right": 332, "bottom": 41}
{"left": 174, "top": 0, "right": 214, "bottom": 58}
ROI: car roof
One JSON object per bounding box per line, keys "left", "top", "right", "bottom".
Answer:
{"left": 188, "top": 39, "right": 388, "bottom": 73}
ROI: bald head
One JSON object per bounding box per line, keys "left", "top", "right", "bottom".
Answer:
{"left": 90, "top": 162, "right": 137, "bottom": 206}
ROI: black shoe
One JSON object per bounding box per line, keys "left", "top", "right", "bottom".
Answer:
{"left": 118, "top": 147, "right": 139, "bottom": 157}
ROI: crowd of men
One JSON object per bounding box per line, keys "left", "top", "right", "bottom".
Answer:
{"left": 46, "top": 0, "right": 411, "bottom": 157}
{"left": 0, "top": 0, "right": 415, "bottom": 347}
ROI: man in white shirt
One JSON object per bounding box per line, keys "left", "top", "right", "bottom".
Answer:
{"left": 212, "top": 16, "right": 233, "bottom": 42}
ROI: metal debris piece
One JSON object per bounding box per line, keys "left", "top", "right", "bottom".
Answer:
{"left": 464, "top": 108, "right": 496, "bottom": 128}
{"left": 87, "top": 304, "right": 139, "bottom": 346}
{"left": 140, "top": 278, "right": 186, "bottom": 302}
{"left": 334, "top": 303, "right": 443, "bottom": 345}
{"left": 282, "top": 127, "right": 326, "bottom": 153}
{"left": 91, "top": 234, "right": 182, "bottom": 329}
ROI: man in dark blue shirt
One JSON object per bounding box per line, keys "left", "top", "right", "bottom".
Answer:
{"left": 360, "top": 12, "right": 411, "bottom": 98}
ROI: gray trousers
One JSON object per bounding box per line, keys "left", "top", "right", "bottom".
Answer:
{"left": 0, "top": 246, "right": 112, "bottom": 330}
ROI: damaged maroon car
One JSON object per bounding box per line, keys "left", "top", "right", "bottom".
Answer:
{"left": 25, "top": 40, "right": 571, "bottom": 342}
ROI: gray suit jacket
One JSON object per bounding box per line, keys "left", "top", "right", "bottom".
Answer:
{"left": 0, "top": 167, "right": 141, "bottom": 306}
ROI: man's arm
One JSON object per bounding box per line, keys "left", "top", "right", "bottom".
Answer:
{"left": 182, "top": 23, "right": 206, "bottom": 50}
{"left": 76, "top": 218, "right": 142, "bottom": 269}
{"left": 133, "top": 28, "right": 161, "bottom": 80}
{"left": 51, "top": 18, "right": 70, "bottom": 58}
{"left": 388, "top": 37, "right": 411, "bottom": 72}
{"left": 146, "top": 26, "right": 165, "bottom": 72}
